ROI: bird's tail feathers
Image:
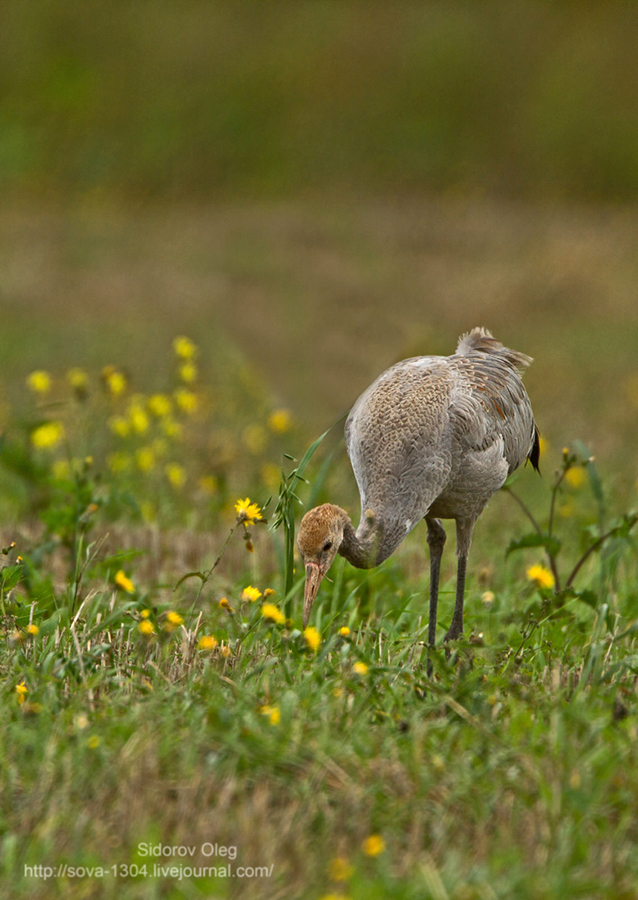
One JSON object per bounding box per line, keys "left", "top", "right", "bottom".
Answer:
{"left": 456, "top": 327, "right": 533, "bottom": 373}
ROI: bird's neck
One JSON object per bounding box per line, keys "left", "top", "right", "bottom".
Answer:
{"left": 339, "top": 513, "right": 394, "bottom": 569}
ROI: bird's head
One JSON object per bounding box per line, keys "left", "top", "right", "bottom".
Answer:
{"left": 297, "top": 503, "right": 350, "bottom": 627}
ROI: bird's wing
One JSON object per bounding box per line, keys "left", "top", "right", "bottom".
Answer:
{"left": 345, "top": 357, "right": 455, "bottom": 543}
{"left": 448, "top": 352, "right": 537, "bottom": 474}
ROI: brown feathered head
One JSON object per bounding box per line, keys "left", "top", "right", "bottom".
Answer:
{"left": 297, "top": 503, "right": 350, "bottom": 627}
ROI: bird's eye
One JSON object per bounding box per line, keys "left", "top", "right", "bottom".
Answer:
{"left": 322, "top": 541, "right": 333, "bottom": 552}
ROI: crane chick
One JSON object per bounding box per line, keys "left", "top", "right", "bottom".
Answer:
{"left": 297, "top": 328, "right": 539, "bottom": 656}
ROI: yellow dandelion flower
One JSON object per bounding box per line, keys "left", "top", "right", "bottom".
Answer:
{"left": 27, "top": 623, "right": 39, "bottom": 636}
{"left": 235, "top": 497, "right": 262, "bottom": 526}
{"left": 261, "top": 603, "right": 285, "bottom": 625}
{"left": 242, "top": 424, "right": 267, "bottom": 455}
{"left": 108, "top": 415, "right": 130, "bottom": 438}
{"left": 165, "top": 462, "right": 186, "bottom": 488}
{"left": 15, "top": 682, "right": 28, "bottom": 703}
{"left": 115, "top": 570, "right": 135, "bottom": 593}
{"left": 353, "top": 661, "right": 368, "bottom": 675}
{"left": 179, "top": 362, "right": 198, "bottom": 383}
{"left": 128, "top": 404, "right": 149, "bottom": 435}
{"left": 148, "top": 394, "right": 173, "bottom": 417}
{"left": 27, "top": 370, "right": 52, "bottom": 394}
{"left": 362, "top": 834, "right": 385, "bottom": 857}
{"left": 339, "top": 626, "right": 351, "bottom": 637}
{"left": 140, "top": 609, "right": 151, "bottom": 618}
{"left": 174, "top": 388, "right": 199, "bottom": 415}
{"left": 167, "top": 611, "right": 183, "bottom": 626}
{"left": 538, "top": 436, "right": 549, "bottom": 458}
{"left": 242, "top": 585, "right": 262, "bottom": 603}
{"left": 565, "top": 466, "right": 586, "bottom": 489}
{"left": 102, "top": 367, "right": 127, "bottom": 397}
{"left": 303, "top": 626, "right": 321, "bottom": 653}
{"left": 31, "top": 421, "right": 64, "bottom": 450}
{"left": 219, "top": 598, "right": 233, "bottom": 612}
{"left": 67, "top": 368, "right": 88, "bottom": 391}
{"left": 135, "top": 447, "right": 155, "bottom": 472}
{"left": 260, "top": 704, "right": 281, "bottom": 725}
{"left": 329, "top": 856, "right": 354, "bottom": 882}
{"left": 263, "top": 588, "right": 276, "bottom": 598}
{"left": 268, "top": 409, "right": 292, "bottom": 434}
{"left": 526, "top": 564, "right": 555, "bottom": 590}
{"left": 87, "top": 735, "right": 101, "bottom": 749}
{"left": 173, "top": 336, "right": 197, "bottom": 359}
{"left": 107, "top": 452, "right": 131, "bottom": 473}
{"left": 139, "top": 620, "right": 155, "bottom": 636}
{"left": 198, "top": 475, "right": 218, "bottom": 495}
{"left": 198, "top": 635, "right": 218, "bottom": 650}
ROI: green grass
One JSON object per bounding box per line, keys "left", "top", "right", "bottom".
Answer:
{"left": 1, "top": 370, "right": 638, "bottom": 898}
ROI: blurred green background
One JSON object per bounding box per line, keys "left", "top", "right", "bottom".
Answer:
{"left": 1, "top": 0, "right": 638, "bottom": 487}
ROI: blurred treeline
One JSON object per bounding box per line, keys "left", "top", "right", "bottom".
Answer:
{"left": 2, "top": 1, "right": 638, "bottom": 203}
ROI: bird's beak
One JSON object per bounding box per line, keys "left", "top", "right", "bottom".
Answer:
{"left": 303, "top": 562, "right": 324, "bottom": 628}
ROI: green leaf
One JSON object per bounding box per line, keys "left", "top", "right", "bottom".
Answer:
{"left": 506, "top": 533, "right": 561, "bottom": 558}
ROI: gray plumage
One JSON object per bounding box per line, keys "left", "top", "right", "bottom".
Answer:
{"left": 297, "top": 327, "right": 539, "bottom": 655}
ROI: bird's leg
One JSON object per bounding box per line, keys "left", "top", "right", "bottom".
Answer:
{"left": 444, "top": 518, "right": 475, "bottom": 643}
{"left": 426, "top": 517, "right": 446, "bottom": 676}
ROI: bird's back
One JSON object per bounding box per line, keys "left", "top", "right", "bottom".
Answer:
{"left": 345, "top": 328, "right": 538, "bottom": 557}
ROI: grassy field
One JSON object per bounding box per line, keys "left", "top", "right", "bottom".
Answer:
{"left": 1, "top": 199, "right": 638, "bottom": 899}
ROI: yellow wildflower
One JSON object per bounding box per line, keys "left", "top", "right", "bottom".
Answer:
{"left": 15, "top": 682, "right": 28, "bottom": 704}
{"left": 173, "top": 336, "right": 197, "bottom": 359}
{"left": 198, "top": 475, "right": 218, "bottom": 495}
{"left": 87, "top": 736, "right": 101, "bottom": 749}
{"left": 27, "top": 370, "right": 52, "bottom": 394}
{"left": 198, "top": 635, "right": 218, "bottom": 650}
{"left": 235, "top": 497, "right": 262, "bottom": 526}
{"left": 108, "top": 415, "right": 130, "bottom": 438}
{"left": 352, "top": 661, "right": 368, "bottom": 676}
{"left": 329, "top": 857, "right": 354, "bottom": 881}
{"left": 339, "top": 626, "right": 351, "bottom": 637}
{"left": 115, "top": 570, "right": 135, "bottom": 593}
{"left": 102, "top": 367, "right": 127, "bottom": 397}
{"left": 268, "top": 409, "right": 292, "bottom": 434}
{"left": 219, "top": 598, "right": 233, "bottom": 611}
{"left": 67, "top": 368, "right": 88, "bottom": 391}
{"left": 174, "top": 388, "right": 199, "bottom": 415}
{"left": 526, "top": 564, "right": 555, "bottom": 590}
{"left": 260, "top": 704, "right": 281, "bottom": 725}
{"left": 165, "top": 463, "right": 186, "bottom": 488}
{"left": 242, "top": 424, "right": 267, "bottom": 455}
{"left": 139, "top": 620, "right": 155, "bottom": 636}
{"left": 135, "top": 447, "right": 155, "bottom": 472}
{"left": 565, "top": 466, "right": 586, "bottom": 489}
{"left": 303, "top": 626, "right": 321, "bottom": 653}
{"left": 166, "top": 611, "right": 183, "bottom": 626}
{"left": 538, "top": 436, "right": 549, "bottom": 458}
{"left": 261, "top": 603, "right": 285, "bottom": 625}
{"left": 31, "top": 421, "right": 64, "bottom": 450}
{"left": 128, "top": 403, "right": 149, "bottom": 434}
{"left": 179, "top": 362, "right": 197, "bottom": 383}
{"left": 263, "top": 588, "right": 276, "bottom": 598}
{"left": 242, "top": 585, "right": 262, "bottom": 603}
{"left": 27, "top": 624, "right": 39, "bottom": 636}
{"left": 148, "top": 394, "right": 173, "bottom": 417}
{"left": 362, "top": 834, "right": 385, "bottom": 857}
{"left": 140, "top": 609, "right": 151, "bottom": 618}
